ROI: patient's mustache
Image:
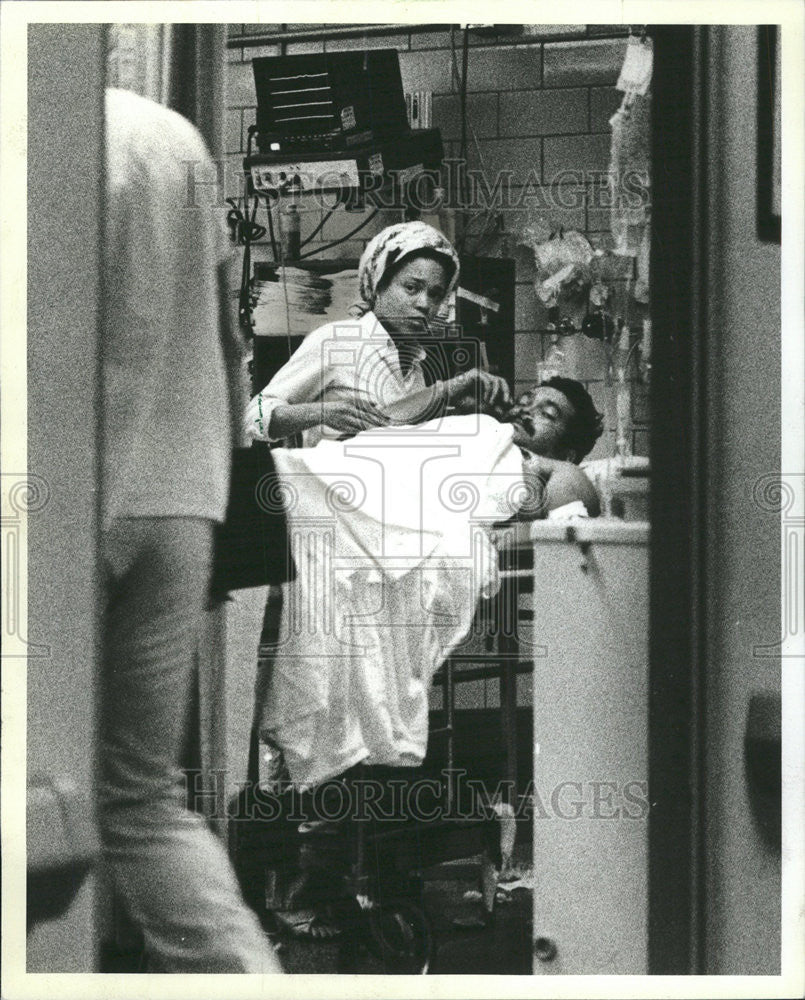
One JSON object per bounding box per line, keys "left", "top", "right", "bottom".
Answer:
{"left": 501, "top": 404, "right": 534, "bottom": 430}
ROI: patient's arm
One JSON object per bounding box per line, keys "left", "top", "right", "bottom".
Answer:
{"left": 544, "top": 458, "right": 600, "bottom": 516}
{"left": 518, "top": 455, "right": 601, "bottom": 520}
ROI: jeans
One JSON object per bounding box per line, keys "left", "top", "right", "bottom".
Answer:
{"left": 98, "top": 517, "right": 281, "bottom": 973}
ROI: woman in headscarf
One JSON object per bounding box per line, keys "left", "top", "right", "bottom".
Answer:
{"left": 243, "top": 221, "right": 512, "bottom": 446}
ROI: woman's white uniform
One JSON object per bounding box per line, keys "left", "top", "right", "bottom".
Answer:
{"left": 244, "top": 310, "right": 434, "bottom": 448}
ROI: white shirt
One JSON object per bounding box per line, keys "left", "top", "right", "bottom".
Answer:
{"left": 103, "top": 88, "right": 232, "bottom": 526}
{"left": 244, "top": 311, "right": 432, "bottom": 448}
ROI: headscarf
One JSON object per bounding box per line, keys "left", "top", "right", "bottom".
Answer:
{"left": 349, "top": 222, "right": 460, "bottom": 318}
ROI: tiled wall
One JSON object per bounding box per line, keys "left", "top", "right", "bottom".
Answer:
{"left": 224, "top": 25, "right": 650, "bottom": 460}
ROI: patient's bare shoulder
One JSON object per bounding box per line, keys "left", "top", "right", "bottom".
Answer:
{"left": 545, "top": 460, "right": 600, "bottom": 517}
{"left": 518, "top": 454, "right": 600, "bottom": 519}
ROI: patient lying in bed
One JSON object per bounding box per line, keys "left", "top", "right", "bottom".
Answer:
{"left": 255, "top": 377, "right": 604, "bottom": 790}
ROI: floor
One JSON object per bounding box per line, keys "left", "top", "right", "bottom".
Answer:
{"left": 102, "top": 785, "right": 536, "bottom": 975}
{"left": 100, "top": 863, "right": 533, "bottom": 975}
{"left": 268, "top": 853, "right": 534, "bottom": 975}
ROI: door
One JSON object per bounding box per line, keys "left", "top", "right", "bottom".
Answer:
{"left": 21, "top": 23, "right": 105, "bottom": 974}
{"left": 649, "top": 25, "right": 785, "bottom": 976}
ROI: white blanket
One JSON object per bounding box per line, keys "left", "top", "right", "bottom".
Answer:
{"left": 258, "top": 414, "right": 526, "bottom": 788}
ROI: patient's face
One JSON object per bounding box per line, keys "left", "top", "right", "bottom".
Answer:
{"left": 508, "top": 386, "right": 577, "bottom": 460}
{"left": 373, "top": 256, "right": 449, "bottom": 336}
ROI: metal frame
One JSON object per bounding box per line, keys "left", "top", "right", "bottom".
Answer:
{"left": 435, "top": 538, "right": 534, "bottom": 813}
{"left": 227, "top": 24, "right": 632, "bottom": 50}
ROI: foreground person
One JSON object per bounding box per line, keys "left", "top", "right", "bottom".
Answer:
{"left": 99, "top": 88, "right": 282, "bottom": 972}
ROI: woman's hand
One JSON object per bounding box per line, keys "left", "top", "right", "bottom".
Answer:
{"left": 321, "top": 399, "right": 389, "bottom": 435}
{"left": 268, "top": 399, "right": 388, "bottom": 440}
{"left": 445, "top": 369, "right": 512, "bottom": 416}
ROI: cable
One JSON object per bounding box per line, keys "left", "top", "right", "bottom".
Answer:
{"left": 300, "top": 207, "right": 335, "bottom": 249}
{"left": 447, "top": 29, "right": 503, "bottom": 256}
{"left": 276, "top": 222, "right": 293, "bottom": 350}
{"left": 226, "top": 197, "right": 267, "bottom": 245}
{"left": 459, "top": 26, "right": 470, "bottom": 253}
{"left": 296, "top": 208, "right": 380, "bottom": 260}
{"left": 244, "top": 121, "right": 279, "bottom": 259}
{"left": 228, "top": 196, "right": 267, "bottom": 336}
{"left": 459, "top": 27, "right": 469, "bottom": 169}
{"left": 235, "top": 125, "right": 276, "bottom": 335}
{"left": 265, "top": 199, "right": 279, "bottom": 261}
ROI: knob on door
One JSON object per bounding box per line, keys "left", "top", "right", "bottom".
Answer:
{"left": 534, "top": 936, "right": 558, "bottom": 962}
{"left": 744, "top": 691, "right": 781, "bottom": 850}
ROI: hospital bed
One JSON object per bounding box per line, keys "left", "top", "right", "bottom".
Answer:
{"left": 228, "top": 518, "right": 538, "bottom": 973}
{"left": 229, "top": 468, "right": 650, "bottom": 974}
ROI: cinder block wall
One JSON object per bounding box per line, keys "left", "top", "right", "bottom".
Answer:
{"left": 224, "top": 24, "right": 649, "bottom": 462}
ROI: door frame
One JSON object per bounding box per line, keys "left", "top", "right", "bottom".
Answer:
{"left": 648, "top": 24, "right": 710, "bottom": 975}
